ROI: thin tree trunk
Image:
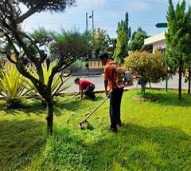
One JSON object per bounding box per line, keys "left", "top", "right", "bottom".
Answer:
{"left": 149, "top": 81, "right": 151, "bottom": 89}
{"left": 178, "top": 64, "right": 183, "bottom": 100}
{"left": 143, "top": 86, "right": 146, "bottom": 97}
{"left": 47, "top": 98, "right": 54, "bottom": 135}
{"left": 188, "top": 66, "right": 191, "bottom": 95}
{"left": 141, "top": 84, "right": 146, "bottom": 97}
{"left": 165, "top": 74, "right": 168, "bottom": 92}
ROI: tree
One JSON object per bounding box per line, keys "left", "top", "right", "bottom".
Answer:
{"left": 31, "top": 28, "right": 56, "bottom": 68}
{"left": 113, "top": 12, "right": 130, "bottom": 64}
{"left": 107, "top": 38, "right": 117, "bottom": 55}
{"left": 185, "top": 66, "right": 191, "bottom": 95}
{"left": 125, "top": 51, "right": 167, "bottom": 95}
{"left": 0, "top": 0, "right": 76, "bottom": 135}
{"left": 31, "top": 28, "right": 90, "bottom": 61}
{"left": 185, "top": 13, "right": 191, "bottom": 95}
{"left": 50, "top": 31, "right": 90, "bottom": 60}
{"left": 31, "top": 28, "right": 56, "bottom": 58}
{"left": 129, "top": 28, "right": 148, "bottom": 51}
{"left": 166, "top": 0, "right": 191, "bottom": 100}
{"left": 124, "top": 12, "right": 131, "bottom": 39}
{"left": 31, "top": 28, "right": 54, "bottom": 47}
{"left": 93, "top": 28, "right": 110, "bottom": 57}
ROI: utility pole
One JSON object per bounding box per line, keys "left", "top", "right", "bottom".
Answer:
{"left": 91, "top": 10, "right": 95, "bottom": 32}
{"left": 92, "top": 10, "right": 95, "bottom": 58}
{"left": 86, "top": 12, "right": 88, "bottom": 32}
{"left": 89, "top": 10, "right": 95, "bottom": 58}
{"left": 88, "top": 10, "right": 95, "bottom": 32}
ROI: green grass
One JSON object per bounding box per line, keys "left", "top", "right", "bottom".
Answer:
{"left": 1, "top": 90, "right": 191, "bottom": 171}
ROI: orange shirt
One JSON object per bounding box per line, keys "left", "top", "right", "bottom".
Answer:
{"left": 104, "top": 60, "right": 118, "bottom": 91}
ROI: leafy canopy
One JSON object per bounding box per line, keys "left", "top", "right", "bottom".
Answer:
{"left": 166, "top": 0, "right": 191, "bottom": 68}
{"left": 93, "top": 28, "right": 110, "bottom": 57}
{"left": 125, "top": 51, "right": 167, "bottom": 83}
{"left": 50, "top": 31, "right": 90, "bottom": 59}
{"left": 113, "top": 12, "right": 130, "bottom": 64}
{"left": 129, "top": 28, "right": 148, "bottom": 51}
{"left": 165, "top": 0, "right": 191, "bottom": 99}
{"left": 3, "top": 0, "right": 75, "bottom": 23}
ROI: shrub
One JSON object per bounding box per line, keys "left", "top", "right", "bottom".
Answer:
{"left": 125, "top": 51, "right": 167, "bottom": 95}
{"left": 0, "top": 63, "right": 29, "bottom": 108}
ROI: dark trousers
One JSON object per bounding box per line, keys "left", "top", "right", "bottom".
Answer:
{"left": 84, "top": 84, "right": 96, "bottom": 100}
{"left": 110, "top": 88, "right": 124, "bottom": 128}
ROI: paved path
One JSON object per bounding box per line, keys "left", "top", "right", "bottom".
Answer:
{"left": 65, "top": 75, "right": 105, "bottom": 93}
{"left": 65, "top": 74, "right": 188, "bottom": 93}
{"left": 150, "top": 75, "right": 187, "bottom": 90}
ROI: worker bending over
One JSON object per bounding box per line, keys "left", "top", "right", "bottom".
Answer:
{"left": 74, "top": 78, "right": 96, "bottom": 100}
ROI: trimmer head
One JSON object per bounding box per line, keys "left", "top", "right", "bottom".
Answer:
{"left": 80, "top": 120, "right": 94, "bottom": 130}
{"left": 79, "top": 97, "right": 109, "bottom": 130}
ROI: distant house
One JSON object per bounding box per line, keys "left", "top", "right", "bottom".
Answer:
{"left": 144, "top": 32, "right": 165, "bottom": 53}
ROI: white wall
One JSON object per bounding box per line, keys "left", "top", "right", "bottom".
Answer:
{"left": 153, "top": 40, "right": 166, "bottom": 53}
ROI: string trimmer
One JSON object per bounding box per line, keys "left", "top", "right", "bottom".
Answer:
{"left": 80, "top": 96, "right": 109, "bottom": 130}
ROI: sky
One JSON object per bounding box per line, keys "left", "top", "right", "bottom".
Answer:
{"left": 22, "top": 0, "right": 191, "bottom": 38}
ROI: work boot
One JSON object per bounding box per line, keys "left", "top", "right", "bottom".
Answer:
{"left": 110, "top": 127, "right": 118, "bottom": 133}
{"left": 117, "top": 122, "right": 122, "bottom": 128}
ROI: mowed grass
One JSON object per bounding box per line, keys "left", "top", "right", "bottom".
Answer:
{"left": 1, "top": 89, "right": 191, "bottom": 171}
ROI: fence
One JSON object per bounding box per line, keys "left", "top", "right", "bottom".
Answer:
{"left": 88, "top": 59, "right": 103, "bottom": 69}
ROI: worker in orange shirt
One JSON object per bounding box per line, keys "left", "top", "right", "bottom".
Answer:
{"left": 99, "top": 53, "right": 124, "bottom": 133}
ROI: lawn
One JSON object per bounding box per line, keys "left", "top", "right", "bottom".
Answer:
{"left": 0, "top": 89, "right": 191, "bottom": 171}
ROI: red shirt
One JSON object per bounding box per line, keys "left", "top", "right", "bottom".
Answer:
{"left": 79, "top": 80, "right": 93, "bottom": 91}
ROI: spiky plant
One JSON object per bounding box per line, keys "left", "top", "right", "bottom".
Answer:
{"left": 0, "top": 63, "right": 30, "bottom": 108}
{"left": 27, "top": 62, "right": 71, "bottom": 98}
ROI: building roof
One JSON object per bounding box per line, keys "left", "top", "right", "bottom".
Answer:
{"left": 144, "top": 32, "right": 165, "bottom": 46}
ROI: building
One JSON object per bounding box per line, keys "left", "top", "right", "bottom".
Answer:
{"left": 144, "top": 32, "right": 165, "bottom": 53}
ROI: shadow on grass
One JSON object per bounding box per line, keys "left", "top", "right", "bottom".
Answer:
{"left": 0, "top": 120, "right": 46, "bottom": 171}
{"left": 55, "top": 95, "right": 105, "bottom": 112}
{"left": 0, "top": 100, "right": 46, "bottom": 116}
{"left": 55, "top": 98, "right": 82, "bottom": 112}
{"left": 35, "top": 124, "right": 191, "bottom": 171}
{"left": 137, "top": 90, "right": 191, "bottom": 107}
{"left": 0, "top": 95, "right": 105, "bottom": 117}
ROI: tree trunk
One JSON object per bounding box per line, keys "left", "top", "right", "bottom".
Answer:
{"left": 188, "top": 66, "right": 191, "bottom": 95}
{"left": 149, "top": 81, "right": 151, "bottom": 89}
{"left": 141, "top": 84, "right": 146, "bottom": 97}
{"left": 143, "top": 86, "right": 146, "bottom": 97}
{"left": 46, "top": 98, "right": 54, "bottom": 135}
{"left": 165, "top": 74, "right": 168, "bottom": 92}
{"left": 178, "top": 64, "right": 183, "bottom": 100}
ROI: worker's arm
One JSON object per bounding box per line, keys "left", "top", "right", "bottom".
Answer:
{"left": 78, "top": 85, "right": 84, "bottom": 100}
{"left": 80, "top": 90, "right": 83, "bottom": 100}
